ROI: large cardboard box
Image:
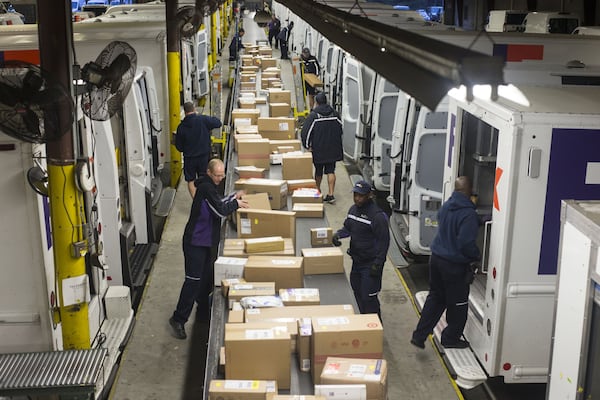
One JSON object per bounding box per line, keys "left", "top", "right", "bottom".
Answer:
{"left": 304, "top": 73, "right": 324, "bottom": 88}
{"left": 269, "top": 139, "right": 301, "bottom": 153}
{"left": 235, "top": 179, "right": 288, "bottom": 210}
{"left": 268, "top": 89, "right": 292, "bottom": 105}
{"left": 239, "top": 97, "right": 257, "bottom": 109}
{"left": 279, "top": 288, "right": 320, "bottom": 306}
{"left": 236, "top": 124, "right": 259, "bottom": 134}
{"left": 282, "top": 152, "right": 313, "bottom": 180}
{"left": 223, "top": 237, "right": 295, "bottom": 257}
{"left": 245, "top": 256, "right": 304, "bottom": 291}
{"left": 238, "top": 139, "right": 270, "bottom": 169}
{"left": 292, "top": 203, "right": 324, "bottom": 218}
{"left": 258, "top": 117, "right": 296, "bottom": 140}
{"left": 240, "top": 72, "right": 257, "bottom": 82}
{"left": 302, "top": 247, "right": 344, "bottom": 274}
{"left": 312, "top": 314, "right": 384, "bottom": 384}
{"left": 263, "top": 67, "right": 281, "bottom": 77}
{"left": 221, "top": 278, "right": 246, "bottom": 297}
{"left": 241, "top": 192, "right": 271, "bottom": 210}
{"left": 244, "top": 236, "right": 285, "bottom": 253}
{"left": 320, "top": 357, "right": 388, "bottom": 400}
{"left": 237, "top": 208, "right": 295, "bottom": 239}
{"left": 214, "top": 257, "right": 248, "bottom": 286}
{"left": 234, "top": 133, "right": 262, "bottom": 152}
{"left": 287, "top": 179, "right": 317, "bottom": 194}
{"left": 259, "top": 47, "right": 273, "bottom": 56}
{"left": 310, "top": 227, "right": 333, "bottom": 247}
{"left": 269, "top": 103, "right": 291, "bottom": 117}
{"left": 292, "top": 189, "right": 322, "bottom": 204}
{"left": 261, "top": 57, "right": 278, "bottom": 69}
{"left": 240, "top": 65, "right": 259, "bottom": 73}
{"left": 235, "top": 165, "right": 266, "bottom": 179}
{"left": 241, "top": 81, "right": 258, "bottom": 91}
{"left": 232, "top": 108, "right": 261, "bottom": 125}
{"left": 261, "top": 77, "right": 281, "bottom": 90}
{"left": 225, "top": 323, "right": 291, "bottom": 389}
{"left": 228, "top": 282, "right": 276, "bottom": 302}
{"left": 208, "top": 379, "right": 277, "bottom": 400}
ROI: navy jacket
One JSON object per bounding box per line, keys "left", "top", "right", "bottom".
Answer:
{"left": 302, "top": 55, "right": 320, "bottom": 75}
{"left": 184, "top": 175, "right": 239, "bottom": 247}
{"left": 337, "top": 199, "right": 390, "bottom": 266}
{"left": 430, "top": 191, "right": 481, "bottom": 264}
{"left": 300, "top": 104, "right": 343, "bottom": 164}
{"left": 175, "top": 113, "right": 222, "bottom": 159}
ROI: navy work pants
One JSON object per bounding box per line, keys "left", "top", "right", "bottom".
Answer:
{"left": 172, "top": 242, "right": 216, "bottom": 324}
{"left": 412, "top": 254, "right": 470, "bottom": 345}
{"left": 350, "top": 261, "right": 382, "bottom": 316}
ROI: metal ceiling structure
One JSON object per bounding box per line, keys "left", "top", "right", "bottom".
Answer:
{"left": 277, "top": 0, "right": 506, "bottom": 109}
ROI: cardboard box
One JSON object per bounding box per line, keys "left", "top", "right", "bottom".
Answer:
{"left": 245, "top": 256, "right": 304, "bottom": 291}
{"left": 240, "top": 65, "right": 259, "bottom": 73}
{"left": 258, "top": 117, "right": 295, "bottom": 140}
{"left": 268, "top": 89, "right": 292, "bottom": 105}
{"left": 244, "top": 236, "right": 285, "bottom": 253}
{"left": 225, "top": 323, "right": 291, "bottom": 388}
{"left": 287, "top": 179, "right": 317, "bottom": 194}
{"left": 235, "top": 165, "right": 266, "bottom": 179}
{"left": 269, "top": 152, "right": 283, "bottom": 165}
{"left": 237, "top": 208, "right": 295, "bottom": 239}
{"left": 223, "top": 238, "right": 295, "bottom": 257}
{"left": 259, "top": 47, "right": 273, "bottom": 56}
{"left": 269, "top": 139, "right": 301, "bottom": 153}
{"left": 236, "top": 125, "right": 259, "bottom": 134}
{"left": 301, "top": 247, "right": 345, "bottom": 274}
{"left": 292, "top": 203, "right": 324, "bottom": 218}
{"left": 235, "top": 179, "right": 288, "bottom": 210}
{"left": 277, "top": 146, "right": 296, "bottom": 154}
{"left": 304, "top": 73, "right": 324, "bottom": 88}
{"left": 208, "top": 379, "right": 277, "bottom": 400}
{"left": 311, "top": 227, "right": 333, "bottom": 247}
{"left": 297, "top": 317, "right": 312, "bottom": 372}
{"left": 263, "top": 66, "right": 281, "bottom": 77}
{"left": 221, "top": 278, "right": 246, "bottom": 297}
{"left": 240, "top": 72, "right": 257, "bottom": 82}
{"left": 314, "top": 385, "right": 367, "bottom": 399}
{"left": 237, "top": 139, "right": 271, "bottom": 169}
{"left": 269, "top": 103, "right": 291, "bottom": 117}
{"left": 261, "top": 77, "right": 281, "bottom": 90}
{"left": 228, "top": 302, "right": 245, "bottom": 323}
{"left": 232, "top": 108, "right": 261, "bottom": 125}
{"left": 214, "top": 257, "right": 248, "bottom": 286}
{"left": 241, "top": 193, "right": 271, "bottom": 210}
{"left": 261, "top": 57, "right": 278, "bottom": 69}
{"left": 312, "top": 314, "right": 384, "bottom": 384}
{"left": 320, "top": 357, "right": 387, "bottom": 400}
{"left": 219, "top": 346, "right": 226, "bottom": 375}
{"left": 228, "top": 282, "right": 276, "bottom": 302}
{"left": 239, "top": 97, "right": 257, "bottom": 109}
{"left": 241, "top": 81, "right": 258, "bottom": 91}
{"left": 282, "top": 152, "right": 313, "bottom": 180}
{"left": 279, "top": 288, "right": 320, "bottom": 306}
{"left": 292, "top": 189, "right": 323, "bottom": 205}
{"left": 234, "top": 133, "right": 262, "bottom": 152}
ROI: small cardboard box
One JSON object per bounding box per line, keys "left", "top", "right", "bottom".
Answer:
{"left": 235, "top": 165, "right": 267, "bottom": 179}
{"left": 244, "top": 236, "right": 285, "bottom": 253}
{"left": 259, "top": 47, "right": 273, "bottom": 56}
{"left": 234, "top": 133, "right": 262, "bottom": 152}
{"left": 214, "top": 257, "right": 248, "bottom": 286}
{"left": 240, "top": 65, "right": 259, "bottom": 73}
{"left": 279, "top": 288, "right": 320, "bottom": 306}
{"left": 232, "top": 108, "right": 261, "bottom": 125}
{"left": 292, "top": 189, "right": 322, "bottom": 204}
{"left": 268, "top": 89, "right": 292, "bottom": 105}
{"left": 261, "top": 77, "right": 281, "bottom": 90}
{"left": 304, "top": 73, "right": 324, "bottom": 88}
{"left": 237, "top": 208, "right": 295, "bottom": 239}
{"left": 240, "top": 72, "right": 257, "bottom": 82}
{"left": 221, "top": 278, "right": 246, "bottom": 297}
{"left": 241, "top": 192, "right": 271, "bottom": 210}
{"left": 287, "top": 179, "right": 317, "bottom": 194}
{"left": 237, "top": 139, "right": 271, "bottom": 169}
{"left": 263, "top": 66, "right": 281, "bottom": 77}
{"left": 236, "top": 124, "right": 259, "bottom": 134}
{"left": 277, "top": 146, "right": 296, "bottom": 154}
{"left": 269, "top": 139, "right": 301, "bottom": 153}
{"left": 241, "top": 81, "right": 257, "bottom": 91}
{"left": 228, "top": 302, "right": 245, "bottom": 323}
{"left": 228, "top": 282, "right": 276, "bottom": 302}
{"left": 261, "top": 57, "right": 278, "bottom": 69}
{"left": 282, "top": 152, "right": 313, "bottom": 180}
{"left": 245, "top": 256, "right": 304, "bottom": 291}
{"left": 292, "top": 203, "right": 324, "bottom": 218}
{"left": 310, "top": 227, "right": 333, "bottom": 247}
{"left": 235, "top": 179, "right": 288, "bottom": 210}
{"left": 301, "top": 247, "right": 344, "bottom": 274}
{"left": 269, "top": 152, "right": 283, "bottom": 165}
{"left": 320, "top": 357, "right": 388, "bottom": 400}
{"left": 269, "top": 103, "right": 291, "bottom": 117}
{"left": 258, "top": 117, "right": 295, "bottom": 140}
{"left": 208, "top": 379, "right": 277, "bottom": 400}
{"left": 223, "top": 238, "right": 295, "bottom": 257}
{"left": 312, "top": 314, "right": 384, "bottom": 384}
{"left": 297, "top": 317, "right": 313, "bottom": 372}
{"left": 225, "top": 323, "right": 291, "bottom": 389}
{"left": 239, "top": 97, "right": 257, "bottom": 109}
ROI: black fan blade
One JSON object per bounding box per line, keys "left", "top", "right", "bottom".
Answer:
{"left": 0, "top": 81, "right": 19, "bottom": 107}
{"left": 22, "top": 69, "right": 44, "bottom": 97}
{"left": 106, "top": 54, "right": 131, "bottom": 93}
{"left": 22, "top": 108, "right": 42, "bottom": 140}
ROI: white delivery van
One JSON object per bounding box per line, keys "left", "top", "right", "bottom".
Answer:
{"left": 572, "top": 26, "right": 600, "bottom": 36}
{"left": 485, "top": 10, "right": 527, "bottom": 32}
{"left": 523, "top": 11, "right": 580, "bottom": 34}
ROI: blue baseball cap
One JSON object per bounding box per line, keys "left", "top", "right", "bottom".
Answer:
{"left": 352, "top": 180, "right": 372, "bottom": 195}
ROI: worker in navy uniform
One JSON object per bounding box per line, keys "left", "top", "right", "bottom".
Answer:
{"left": 175, "top": 102, "right": 222, "bottom": 198}
{"left": 228, "top": 28, "right": 245, "bottom": 61}
{"left": 332, "top": 180, "right": 390, "bottom": 319}
{"left": 410, "top": 176, "right": 481, "bottom": 349}
{"left": 267, "top": 14, "right": 281, "bottom": 48}
{"left": 300, "top": 92, "right": 343, "bottom": 204}
{"left": 300, "top": 47, "right": 321, "bottom": 109}
{"left": 169, "top": 159, "right": 249, "bottom": 339}
{"left": 277, "top": 21, "right": 293, "bottom": 59}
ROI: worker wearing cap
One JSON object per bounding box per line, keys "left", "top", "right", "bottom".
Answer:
{"left": 300, "top": 47, "right": 321, "bottom": 108}
{"left": 332, "top": 180, "right": 390, "bottom": 319}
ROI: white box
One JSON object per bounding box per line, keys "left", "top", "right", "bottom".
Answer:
{"left": 104, "top": 285, "right": 132, "bottom": 319}
{"left": 314, "top": 384, "right": 367, "bottom": 399}
{"left": 214, "top": 257, "right": 248, "bottom": 286}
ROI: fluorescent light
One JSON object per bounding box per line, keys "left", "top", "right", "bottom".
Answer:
{"left": 449, "top": 84, "right": 530, "bottom": 107}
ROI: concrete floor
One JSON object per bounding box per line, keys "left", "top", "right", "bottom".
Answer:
{"left": 109, "top": 11, "right": 461, "bottom": 400}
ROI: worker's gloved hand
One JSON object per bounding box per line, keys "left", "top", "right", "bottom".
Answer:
{"left": 370, "top": 264, "right": 383, "bottom": 278}
{"left": 465, "top": 261, "right": 480, "bottom": 284}
{"left": 332, "top": 233, "right": 341, "bottom": 247}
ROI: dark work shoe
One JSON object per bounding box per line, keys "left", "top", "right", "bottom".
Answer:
{"left": 169, "top": 317, "right": 187, "bottom": 340}
{"left": 442, "top": 339, "right": 470, "bottom": 349}
{"left": 323, "top": 195, "right": 336, "bottom": 204}
{"left": 410, "top": 338, "right": 425, "bottom": 350}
